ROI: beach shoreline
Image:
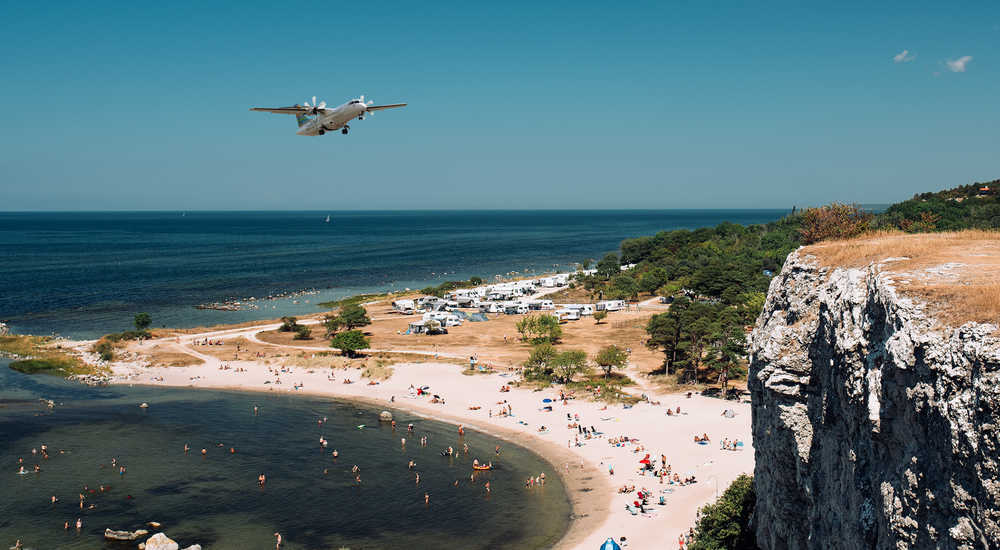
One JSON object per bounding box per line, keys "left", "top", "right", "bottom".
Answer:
{"left": 107, "top": 327, "right": 755, "bottom": 549}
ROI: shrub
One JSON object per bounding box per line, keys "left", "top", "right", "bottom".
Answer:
{"left": 689, "top": 474, "right": 758, "bottom": 550}
{"left": 293, "top": 326, "right": 312, "bottom": 340}
{"left": 278, "top": 316, "right": 300, "bottom": 333}
{"left": 798, "top": 202, "right": 873, "bottom": 244}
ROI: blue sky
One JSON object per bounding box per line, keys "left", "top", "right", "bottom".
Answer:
{"left": 2, "top": 1, "right": 997, "bottom": 210}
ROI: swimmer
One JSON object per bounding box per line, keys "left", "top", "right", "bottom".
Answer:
{"left": 486, "top": 481, "right": 490, "bottom": 493}
{"left": 425, "top": 493, "right": 429, "bottom": 505}
{"left": 415, "top": 473, "right": 420, "bottom": 484}
{"left": 464, "top": 444, "right": 468, "bottom": 453}
{"left": 201, "top": 448, "right": 207, "bottom": 455}
{"left": 356, "top": 474, "right": 361, "bottom": 486}
{"left": 274, "top": 532, "right": 282, "bottom": 548}
{"left": 52, "top": 495, "right": 58, "bottom": 503}
{"left": 401, "top": 438, "right": 406, "bottom": 447}
{"left": 76, "top": 518, "right": 82, "bottom": 530}
{"left": 333, "top": 450, "right": 338, "bottom": 458}
{"left": 259, "top": 474, "right": 266, "bottom": 485}
{"left": 65, "top": 521, "right": 69, "bottom": 529}
{"left": 184, "top": 444, "right": 189, "bottom": 453}
{"left": 230, "top": 447, "right": 236, "bottom": 453}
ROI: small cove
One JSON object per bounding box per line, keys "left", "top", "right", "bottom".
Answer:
{"left": 0, "top": 360, "right": 571, "bottom": 549}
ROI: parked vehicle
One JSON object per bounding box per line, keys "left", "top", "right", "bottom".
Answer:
{"left": 479, "top": 302, "right": 502, "bottom": 314}
{"left": 563, "top": 304, "right": 594, "bottom": 316}
{"left": 596, "top": 300, "right": 626, "bottom": 312}
{"left": 526, "top": 299, "right": 555, "bottom": 311}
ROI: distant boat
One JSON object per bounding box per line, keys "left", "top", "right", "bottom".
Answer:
{"left": 182, "top": 213, "right": 185, "bottom": 217}
{"left": 326, "top": 215, "right": 330, "bottom": 222}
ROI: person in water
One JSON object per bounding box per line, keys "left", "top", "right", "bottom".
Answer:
{"left": 274, "top": 532, "right": 282, "bottom": 548}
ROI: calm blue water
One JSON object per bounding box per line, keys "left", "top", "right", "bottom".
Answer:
{"left": 0, "top": 358, "right": 571, "bottom": 549}
{"left": 0, "top": 210, "right": 788, "bottom": 339}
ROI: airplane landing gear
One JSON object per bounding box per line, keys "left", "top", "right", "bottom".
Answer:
{"left": 319, "top": 130, "right": 325, "bottom": 136}
{"left": 342, "top": 127, "right": 348, "bottom": 135}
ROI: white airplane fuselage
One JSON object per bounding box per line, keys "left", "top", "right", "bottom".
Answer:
{"left": 297, "top": 100, "right": 368, "bottom": 136}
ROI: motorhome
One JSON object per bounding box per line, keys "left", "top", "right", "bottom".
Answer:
{"left": 503, "top": 302, "right": 529, "bottom": 315}
{"left": 416, "top": 296, "right": 443, "bottom": 308}
{"left": 564, "top": 304, "right": 594, "bottom": 316}
{"left": 553, "top": 308, "right": 581, "bottom": 321}
{"left": 596, "top": 300, "right": 626, "bottom": 312}
{"left": 479, "top": 302, "right": 502, "bottom": 314}
{"left": 455, "top": 296, "right": 480, "bottom": 308}
{"left": 422, "top": 311, "right": 463, "bottom": 326}
{"left": 526, "top": 299, "right": 555, "bottom": 311}
{"left": 391, "top": 300, "right": 415, "bottom": 314}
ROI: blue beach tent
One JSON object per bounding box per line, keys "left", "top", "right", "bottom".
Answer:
{"left": 600, "top": 537, "right": 622, "bottom": 550}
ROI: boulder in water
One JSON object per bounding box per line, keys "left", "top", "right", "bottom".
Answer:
{"left": 105, "top": 528, "right": 149, "bottom": 541}
{"left": 144, "top": 533, "right": 180, "bottom": 550}
{"left": 379, "top": 411, "right": 393, "bottom": 422}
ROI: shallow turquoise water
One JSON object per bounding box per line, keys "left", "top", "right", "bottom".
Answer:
{"left": 0, "top": 360, "right": 570, "bottom": 549}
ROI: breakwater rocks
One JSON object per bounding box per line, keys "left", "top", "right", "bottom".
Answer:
{"left": 749, "top": 250, "right": 1000, "bottom": 549}
{"left": 194, "top": 287, "right": 324, "bottom": 311}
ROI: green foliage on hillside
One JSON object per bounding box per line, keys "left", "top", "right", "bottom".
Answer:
{"left": 880, "top": 178, "right": 1000, "bottom": 231}
{"left": 689, "top": 474, "right": 759, "bottom": 550}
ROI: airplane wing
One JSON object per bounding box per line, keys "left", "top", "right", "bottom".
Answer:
{"left": 366, "top": 103, "right": 407, "bottom": 112}
{"left": 249, "top": 106, "right": 307, "bottom": 115}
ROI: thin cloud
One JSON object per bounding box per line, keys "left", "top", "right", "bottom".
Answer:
{"left": 894, "top": 50, "right": 915, "bottom": 62}
{"left": 946, "top": 56, "right": 973, "bottom": 72}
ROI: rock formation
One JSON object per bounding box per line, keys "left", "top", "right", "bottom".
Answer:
{"left": 750, "top": 248, "right": 1000, "bottom": 549}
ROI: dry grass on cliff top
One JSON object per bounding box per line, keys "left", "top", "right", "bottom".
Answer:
{"left": 803, "top": 230, "right": 1000, "bottom": 328}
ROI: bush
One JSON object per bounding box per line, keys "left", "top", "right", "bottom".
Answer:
{"left": 330, "top": 330, "right": 371, "bottom": 356}
{"left": 95, "top": 342, "right": 114, "bottom": 362}
{"left": 689, "top": 474, "right": 759, "bottom": 550}
{"left": 798, "top": 202, "right": 873, "bottom": 244}
{"left": 293, "top": 326, "right": 312, "bottom": 340}
{"left": 103, "top": 330, "right": 151, "bottom": 343}
{"left": 278, "top": 316, "right": 300, "bottom": 333}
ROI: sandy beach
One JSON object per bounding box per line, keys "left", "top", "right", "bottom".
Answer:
{"left": 101, "top": 305, "right": 755, "bottom": 549}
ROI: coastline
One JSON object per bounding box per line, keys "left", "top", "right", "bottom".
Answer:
{"left": 108, "top": 335, "right": 755, "bottom": 549}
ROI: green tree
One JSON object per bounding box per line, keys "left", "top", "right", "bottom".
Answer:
{"left": 593, "top": 310, "right": 608, "bottom": 324}
{"left": 582, "top": 259, "right": 591, "bottom": 270}
{"left": 645, "top": 297, "right": 691, "bottom": 374}
{"left": 639, "top": 267, "right": 668, "bottom": 294}
{"left": 322, "top": 314, "right": 346, "bottom": 338}
{"left": 339, "top": 304, "right": 372, "bottom": 330}
{"left": 278, "top": 316, "right": 301, "bottom": 333}
{"left": 330, "top": 330, "right": 371, "bottom": 356}
{"left": 470, "top": 276, "right": 483, "bottom": 286}
{"left": 516, "top": 314, "right": 563, "bottom": 343}
{"left": 523, "top": 342, "right": 559, "bottom": 378}
{"left": 552, "top": 349, "right": 590, "bottom": 382}
{"left": 689, "top": 474, "right": 758, "bottom": 550}
{"left": 293, "top": 325, "right": 312, "bottom": 340}
{"left": 133, "top": 312, "right": 152, "bottom": 331}
{"left": 595, "top": 252, "right": 620, "bottom": 280}
{"left": 594, "top": 345, "right": 629, "bottom": 378}
{"left": 609, "top": 275, "right": 639, "bottom": 300}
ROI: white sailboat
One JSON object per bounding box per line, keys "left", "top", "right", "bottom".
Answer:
{"left": 326, "top": 215, "right": 330, "bottom": 222}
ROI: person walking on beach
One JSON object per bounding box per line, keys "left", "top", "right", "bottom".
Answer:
{"left": 274, "top": 532, "right": 282, "bottom": 548}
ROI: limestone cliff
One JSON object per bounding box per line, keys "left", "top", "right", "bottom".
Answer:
{"left": 749, "top": 245, "right": 1000, "bottom": 550}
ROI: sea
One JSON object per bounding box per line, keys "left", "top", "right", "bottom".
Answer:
{"left": 0, "top": 210, "right": 790, "bottom": 339}
{"left": 0, "top": 209, "right": 790, "bottom": 549}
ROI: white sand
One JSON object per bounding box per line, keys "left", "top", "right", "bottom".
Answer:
{"left": 110, "top": 329, "right": 754, "bottom": 549}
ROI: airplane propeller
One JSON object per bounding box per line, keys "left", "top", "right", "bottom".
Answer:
{"left": 303, "top": 96, "right": 326, "bottom": 115}
{"left": 361, "top": 96, "right": 375, "bottom": 119}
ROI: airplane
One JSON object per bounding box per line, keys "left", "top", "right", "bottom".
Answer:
{"left": 250, "top": 96, "right": 406, "bottom": 136}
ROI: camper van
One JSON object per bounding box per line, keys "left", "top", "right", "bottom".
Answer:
{"left": 526, "top": 299, "right": 555, "bottom": 311}
{"left": 503, "top": 303, "right": 529, "bottom": 315}
{"left": 596, "top": 300, "right": 626, "bottom": 312}
{"left": 479, "top": 302, "right": 502, "bottom": 314}
{"left": 554, "top": 309, "right": 581, "bottom": 321}
{"left": 423, "top": 311, "right": 463, "bottom": 327}
{"left": 391, "top": 300, "right": 415, "bottom": 314}
{"left": 564, "top": 304, "right": 594, "bottom": 316}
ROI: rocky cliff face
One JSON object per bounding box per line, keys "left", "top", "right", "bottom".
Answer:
{"left": 749, "top": 250, "right": 1000, "bottom": 550}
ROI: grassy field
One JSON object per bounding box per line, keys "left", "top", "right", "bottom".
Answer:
{"left": 0, "top": 334, "right": 94, "bottom": 376}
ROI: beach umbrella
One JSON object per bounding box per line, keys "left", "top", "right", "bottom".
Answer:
{"left": 599, "top": 537, "right": 621, "bottom": 550}
{"left": 639, "top": 453, "right": 651, "bottom": 465}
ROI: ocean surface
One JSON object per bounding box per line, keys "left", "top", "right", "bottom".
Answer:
{"left": 0, "top": 210, "right": 789, "bottom": 339}
{"left": 0, "top": 358, "right": 570, "bottom": 549}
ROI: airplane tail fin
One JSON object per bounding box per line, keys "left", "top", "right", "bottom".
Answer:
{"left": 294, "top": 104, "right": 309, "bottom": 128}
